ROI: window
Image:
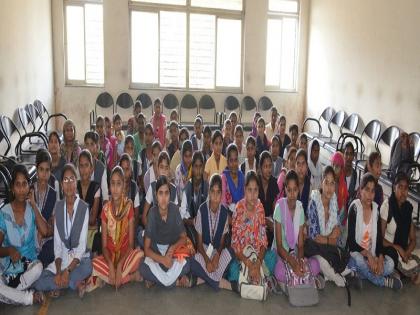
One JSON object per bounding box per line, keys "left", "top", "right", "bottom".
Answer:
{"left": 65, "top": 1, "right": 104, "bottom": 85}
{"left": 265, "top": 0, "right": 299, "bottom": 91}
{"left": 130, "top": 0, "right": 243, "bottom": 90}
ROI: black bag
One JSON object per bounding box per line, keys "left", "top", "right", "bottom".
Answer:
{"left": 304, "top": 239, "right": 350, "bottom": 274}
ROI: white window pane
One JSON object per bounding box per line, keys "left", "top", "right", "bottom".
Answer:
{"left": 269, "top": 0, "right": 298, "bottom": 13}
{"left": 191, "top": 0, "right": 242, "bottom": 11}
{"left": 132, "top": 0, "right": 186, "bottom": 5}
{"left": 216, "top": 19, "right": 241, "bottom": 88}
{"left": 85, "top": 4, "right": 104, "bottom": 84}
{"left": 265, "top": 19, "right": 282, "bottom": 87}
{"left": 280, "top": 18, "right": 297, "bottom": 90}
{"left": 131, "top": 11, "right": 159, "bottom": 84}
{"left": 160, "top": 11, "right": 186, "bottom": 88}
{"left": 189, "top": 14, "right": 215, "bottom": 89}
{"left": 66, "top": 6, "right": 85, "bottom": 81}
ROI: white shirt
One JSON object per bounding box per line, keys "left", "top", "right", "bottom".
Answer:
{"left": 195, "top": 136, "right": 203, "bottom": 151}
{"left": 236, "top": 143, "right": 247, "bottom": 165}
{"left": 48, "top": 197, "right": 89, "bottom": 273}
{"left": 180, "top": 190, "right": 190, "bottom": 220}
{"left": 380, "top": 199, "right": 397, "bottom": 243}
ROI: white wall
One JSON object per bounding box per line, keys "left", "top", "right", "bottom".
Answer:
{"left": 0, "top": 0, "right": 54, "bottom": 124}
{"left": 306, "top": 0, "right": 420, "bottom": 134}
{"left": 52, "top": 0, "right": 310, "bottom": 141}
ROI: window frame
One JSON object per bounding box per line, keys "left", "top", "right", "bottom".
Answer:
{"left": 64, "top": 0, "right": 104, "bottom": 87}
{"left": 265, "top": 0, "right": 300, "bottom": 93}
{"left": 129, "top": 0, "right": 244, "bottom": 92}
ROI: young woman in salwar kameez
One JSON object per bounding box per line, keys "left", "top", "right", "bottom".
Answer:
{"left": 190, "top": 174, "right": 232, "bottom": 290}
{"left": 89, "top": 166, "right": 143, "bottom": 290}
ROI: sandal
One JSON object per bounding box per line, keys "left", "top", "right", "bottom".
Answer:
{"left": 33, "top": 291, "right": 45, "bottom": 305}
{"left": 266, "top": 276, "right": 282, "bottom": 295}
{"left": 77, "top": 280, "right": 87, "bottom": 299}
{"left": 48, "top": 290, "right": 60, "bottom": 299}
{"left": 315, "top": 274, "right": 326, "bottom": 290}
{"left": 145, "top": 280, "right": 155, "bottom": 289}
{"left": 177, "top": 275, "right": 192, "bottom": 288}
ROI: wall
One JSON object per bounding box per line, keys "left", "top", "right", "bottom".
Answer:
{"left": 52, "top": 0, "right": 310, "bottom": 141}
{"left": 306, "top": 0, "right": 420, "bottom": 134}
{"left": 0, "top": 0, "right": 54, "bottom": 124}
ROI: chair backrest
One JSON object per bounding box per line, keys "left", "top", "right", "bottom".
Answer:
{"left": 361, "top": 119, "right": 382, "bottom": 142}
{"left": 116, "top": 93, "right": 134, "bottom": 110}
{"left": 241, "top": 96, "right": 257, "bottom": 125}
{"left": 410, "top": 132, "right": 420, "bottom": 162}
{"left": 340, "top": 113, "right": 360, "bottom": 135}
{"left": 95, "top": 92, "right": 114, "bottom": 118}
{"left": 33, "top": 99, "right": 48, "bottom": 117}
{"left": 115, "top": 92, "right": 134, "bottom": 121}
{"left": 199, "top": 95, "right": 216, "bottom": 125}
{"left": 224, "top": 96, "right": 240, "bottom": 112}
{"left": 180, "top": 94, "right": 198, "bottom": 124}
{"left": 25, "top": 104, "right": 42, "bottom": 132}
{"left": 18, "top": 107, "right": 34, "bottom": 134}
{"left": 377, "top": 126, "right": 400, "bottom": 147}
{"left": 163, "top": 94, "right": 179, "bottom": 114}
{"left": 327, "top": 110, "right": 347, "bottom": 138}
{"left": 0, "top": 115, "right": 20, "bottom": 156}
{"left": 320, "top": 107, "right": 336, "bottom": 123}
{"left": 258, "top": 96, "right": 274, "bottom": 122}
{"left": 136, "top": 93, "right": 153, "bottom": 118}
{"left": 258, "top": 96, "right": 273, "bottom": 112}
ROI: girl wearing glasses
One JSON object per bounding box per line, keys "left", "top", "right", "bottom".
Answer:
{"left": 35, "top": 164, "right": 92, "bottom": 298}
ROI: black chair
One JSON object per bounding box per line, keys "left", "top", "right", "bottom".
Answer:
{"left": 198, "top": 95, "right": 217, "bottom": 127}
{"left": 116, "top": 93, "right": 134, "bottom": 112}
{"left": 95, "top": 92, "right": 114, "bottom": 118}
{"left": 136, "top": 93, "right": 153, "bottom": 118}
{"left": 241, "top": 96, "right": 257, "bottom": 131}
{"left": 336, "top": 133, "right": 365, "bottom": 162}
{"left": 319, "top": 110, "right": 347, "bottom": 151}
{"left": 116, "top": 92, "right": 134, "bottom": 130}
{"left": 0, "top": 115, "right": 47, "bottom": 160}
{"left": 302, "top": 107, "right": 336, "bottom": 141}
{"left": 376, "top": 126, "right": 400, "bottom": 175}
{"left": 18, "top": 107, "right": 35, "bottom": 135}
{"left": 223, "top": 96, "right": 240, "bottom": 126}
{"left": 180, "top": 94, "right": 198, "bottom": 127}
{"left": 323, "top": 112, "right": 359, "bottom": 153}
{"left": 358, "top": 119, "right": 382, "bottom": 159}
{"left": 163, "top": 94, "right": 179, "bottom": 115}
{"left": 0, "top": 164, "right": 11, "bottom": 204}
{"left": 258, "top": 96, "right": 273, "bottom": 121}
{"left": 33, "top": 100, "right": 68, "bottom": 134}
{"left": 90, "top": 92, "right": 114, "bottom": 130}
{"left": 25, "top": 104, "right": 41, "bottom": 132}
{"left": 410, "top": 132, "right": 420, "bottom": 162}
{"left": 340, "top": 113, "right": 360, "bottom": 135}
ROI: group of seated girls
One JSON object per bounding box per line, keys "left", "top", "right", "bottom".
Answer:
{"left": 1, "top": 102, "right": 419, "bottom": 307}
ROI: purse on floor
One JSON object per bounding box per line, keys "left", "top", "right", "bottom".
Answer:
{"left": 238, "top": 245, "right": 268, "bottom": 301}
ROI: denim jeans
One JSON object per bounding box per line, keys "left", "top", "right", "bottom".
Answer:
{"left": 348, "top": 252, "right": 394, "bottom": 287}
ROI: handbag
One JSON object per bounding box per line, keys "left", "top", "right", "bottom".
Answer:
{"left": 283, "top": 257, "right": 319, "bottom": 307}
{"left": 238, "top": 245, "right": 268, "bottom": 301}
